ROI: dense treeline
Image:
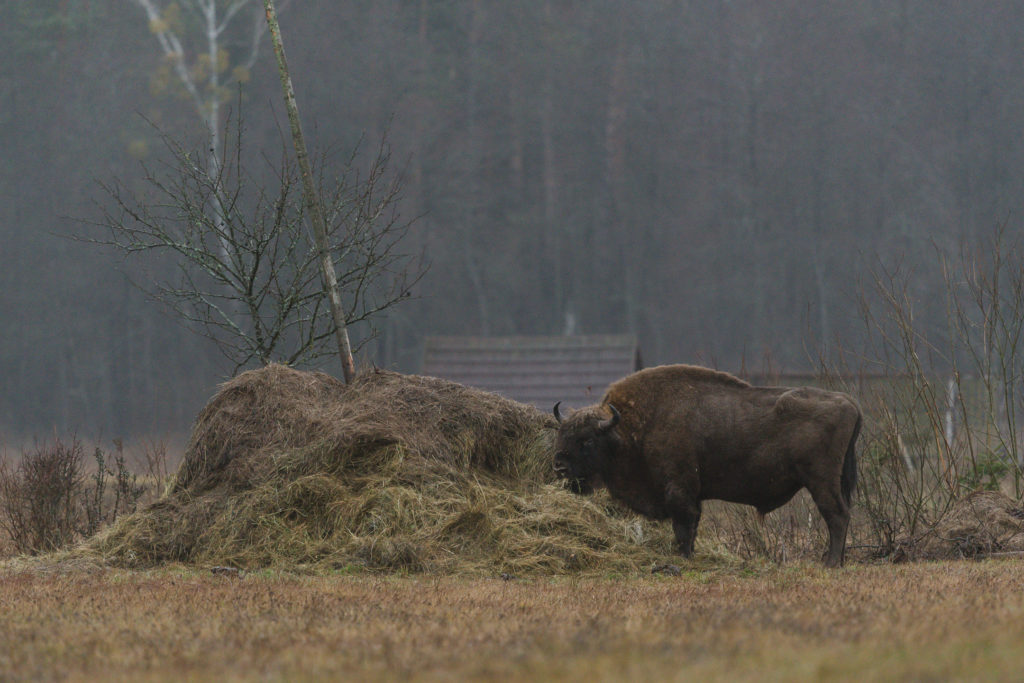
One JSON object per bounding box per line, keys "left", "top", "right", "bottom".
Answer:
{"left": 2, "top": 1, "right": 1022, "bottom": 438}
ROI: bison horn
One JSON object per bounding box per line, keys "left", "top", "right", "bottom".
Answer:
{"left": 598, "top": 404, "right": 621, "bottom": 433}
{"left": 553, "top": 401, "right": 563, "bottom": 423}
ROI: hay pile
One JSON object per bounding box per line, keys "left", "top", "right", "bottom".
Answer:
{"left": 893, "top": 491, "right": 1024, "bottom": 561}
{"left": 82, "top": 364, "right": 680, "bottom": 574}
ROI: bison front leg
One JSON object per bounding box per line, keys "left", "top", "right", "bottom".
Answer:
{"left": 669, "top": 500, "right": 702, "bottom": 558}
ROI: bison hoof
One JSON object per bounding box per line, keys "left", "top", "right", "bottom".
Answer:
{"left": 821, "top": 552, "right": 844, "bottom": 568}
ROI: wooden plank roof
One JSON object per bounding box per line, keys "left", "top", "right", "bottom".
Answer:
{"left": 422, "top": 334, "right": 642, "bottom": 410}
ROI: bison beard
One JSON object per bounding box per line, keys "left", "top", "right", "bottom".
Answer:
{"left": 553, "top": 365, "right": 862, "bottom": 567}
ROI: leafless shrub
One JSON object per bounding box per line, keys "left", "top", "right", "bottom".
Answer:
{"left": 0, "top": 437, "right": 85, "bottom": 554}
{"left": 0, "top": 437, "right": 163, "bottom": 557}
{"left": 139, "top": 438, "right": 174, "bottom": 500}
{"left": 84, "top": 440, "right": 146, "bottom": 537}
{"left": 828, "top": 222, "right": 1024, "bottom": 556}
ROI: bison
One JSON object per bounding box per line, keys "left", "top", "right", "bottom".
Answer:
{"left": 552, "top": 364, "right": 861, "bottom": 567}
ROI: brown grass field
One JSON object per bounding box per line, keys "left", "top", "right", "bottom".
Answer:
{"left": 3, "top": 559, "right": 1024, "bottom": 681}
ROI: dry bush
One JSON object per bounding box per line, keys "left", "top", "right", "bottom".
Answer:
{"left": 0, "top": 437, "right": 169, "bottom": 558}
{"left": 892, "top": 490, "right": 1024, "bottom": 561}
{"left": 0, "top": 438, "right": 85, "bottom": 554}
{"left": 81, "top": 364, "right": 705, "bottom": 574}
{"left": 83, "top": 440, "right": 149, "bottom": 536}
{"left": 813, "top": 223, "right": 1024, "bottom": 559}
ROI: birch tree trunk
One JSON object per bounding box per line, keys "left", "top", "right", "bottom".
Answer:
{"left": 128, "top": 0, "right": 265, "bottom": 267}
{"left": 262, "top": 0, "right": 357, "bottom": 382}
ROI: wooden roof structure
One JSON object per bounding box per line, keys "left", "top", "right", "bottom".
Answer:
{"left": 421, "top": 335, "right": 642, "bottom": 410}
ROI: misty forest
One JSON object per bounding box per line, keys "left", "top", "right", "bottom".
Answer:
{"left": 3, "top": 0, "right": 1023, "bottom": 440}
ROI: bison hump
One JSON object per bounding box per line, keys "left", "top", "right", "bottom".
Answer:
{"left": 773, "top": 387, "right": 851, "bottom": 419}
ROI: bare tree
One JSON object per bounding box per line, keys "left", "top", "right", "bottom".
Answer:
{"left": 89, "top": 112, "right": 423, "bottom": 370}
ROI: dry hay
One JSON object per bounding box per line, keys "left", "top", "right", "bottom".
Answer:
{"left": 78, "top": 364, "right": 689, "bottom": 575}
{"left": 892, "top": 490, "right": 1024, "bottom": 561}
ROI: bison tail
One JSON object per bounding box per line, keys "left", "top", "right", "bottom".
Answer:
{"left": 841, "top": 412, "right": 861, "bottom": 509}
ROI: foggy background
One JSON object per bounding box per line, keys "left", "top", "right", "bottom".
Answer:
{"left": 2, "top": 1, "right": 1020, "bottom": 440}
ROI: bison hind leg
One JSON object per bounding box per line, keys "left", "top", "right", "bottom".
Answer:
{"left": 807, "top": 487, "right": 850, "bottom": 568}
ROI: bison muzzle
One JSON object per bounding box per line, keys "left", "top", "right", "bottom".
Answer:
{"left": 553, "top": 364, "right": 861, "bottom": 567}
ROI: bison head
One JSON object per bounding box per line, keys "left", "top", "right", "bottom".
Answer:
{"left": 552, "top": 402, "right": 621, "bottom": 495}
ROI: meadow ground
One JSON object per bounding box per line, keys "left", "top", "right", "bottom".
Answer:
{"left": 3, "top": 559, "right": 1024, "bottom": 682}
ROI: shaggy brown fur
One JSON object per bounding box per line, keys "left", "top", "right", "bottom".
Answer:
{"left": 554, "top": 364, "right": 862, "bottom": 567}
